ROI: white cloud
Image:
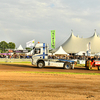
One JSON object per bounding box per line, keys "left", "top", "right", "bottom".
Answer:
{"left": 0, "top": 0, "right": 100, "bottom": 48}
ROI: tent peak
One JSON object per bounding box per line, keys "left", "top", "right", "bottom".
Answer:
{"left": 71, "top": 30, "right": 74, "bottom": 34}
{"left": 93, "top": 29, "right": 97, "bottom": 37}
{"left": 93, "top": 32, "right": 97, "bottom": 37}
{"left": 71, "top": 31, "right": 75, "bottom": 37}
{"left": 54, "top": 45, "right": 67, "bottom": 55}
{"left": 17, "top": 45, "right": 23, "bottom": 50}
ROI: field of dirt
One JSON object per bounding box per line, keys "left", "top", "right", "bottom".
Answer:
{"left": 0, "top": 64, "right": 100, "bottom": 100}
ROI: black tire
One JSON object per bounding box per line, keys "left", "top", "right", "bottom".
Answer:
{"left": 31, "top": 59, "right": 33, "bottom": 65}
{"left": 37, "top": 61, "right": 44, "bottom": 68}
{"left": 64, "top": 62, "right": 72, "bottom": 69}
{"left": 98, "top": 66, "right": 100, "bottom": 70}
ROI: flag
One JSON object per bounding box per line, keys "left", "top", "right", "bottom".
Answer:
{"left": 51, "top": 30, "right": 55, "bottom": 49}
{"left": 87, "top": 42, "right": 91, "bottom": 56}
{"left": 87, "top": 42, "right": 91, "bottom": 51}
{"left": 26, "top": 39, "right": 35, "bottom": 47}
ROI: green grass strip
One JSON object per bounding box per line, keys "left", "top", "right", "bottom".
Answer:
{"left": 0, "top": 62, "right": 31, "bottom": 64}
{"left": 1, "top": 71, "right": 100, "bottom": 75}
{"left": 75, "top": 64, "right": 85, "bottom": 67}
{"left": 0, "top": 63, "right": 99, "bottom": 75}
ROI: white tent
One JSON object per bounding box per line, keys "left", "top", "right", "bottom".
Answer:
{"left": 62, "top": 31, "right": 100, "bottom": 54}
{"left": 75, "top": 51, "right": 86, "bottom": 56}
{"left": 90, "top": 54, "right": 95, "bottom": 56}
{"left": 17, "top": 45, "right": 24, "bottom": 50}
{"left": 54, "top": 46, "right": 68, "bottom": 55}
{"left": 95, "top": 52, "right": 100, "bottom": 56}
{"left": 13, "top": 45, "right": 28, "bottom": 53}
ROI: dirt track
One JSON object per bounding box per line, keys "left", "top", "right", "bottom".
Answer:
{"left": 0, "top": 64, "right": 100, "bottom": 100}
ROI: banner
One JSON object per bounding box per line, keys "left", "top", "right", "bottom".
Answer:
{"left": 87, "top": 42, "right": 91, "bottom": 56}
{"left": 87, "top": 42, "right": 91, "bottom": 51}
{"left": 26, "top": 39, "right": 35, "bottom": 47}
{"left": 51, "top": 30, "right": 55, "bottom": 49}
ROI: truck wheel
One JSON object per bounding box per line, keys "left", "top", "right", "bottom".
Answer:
{"left": 31, "top": 59, "right": 33, "bottom": 65}
{"left": 98, "top": 66, "right": 100, "bottom": 70}
{"left": 37, "top": 61, "right": 44, "bottom": 68}
{"left": 64, "top": 62, "right": 72, "bottom": 69}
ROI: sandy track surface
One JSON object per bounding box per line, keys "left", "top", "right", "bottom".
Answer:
{"left": 0, "top": 64, "right": 100, "bottom": 100}
{"left": 0, "top": 63, "right": 100, "bottom": 73}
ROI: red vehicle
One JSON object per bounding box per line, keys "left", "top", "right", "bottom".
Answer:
{"left": 86, "top": 59, "right": 100, "bottom": 70}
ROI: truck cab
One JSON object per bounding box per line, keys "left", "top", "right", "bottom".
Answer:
{"left": 32, "top": 43, "right": 49, "bottom": 66}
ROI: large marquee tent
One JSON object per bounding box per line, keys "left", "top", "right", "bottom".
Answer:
{"left": 61, "top": 31, "right": 100, "bottom": 54}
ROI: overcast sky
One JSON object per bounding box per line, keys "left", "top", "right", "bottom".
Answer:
{"left": 0, "top": 0, "right": 100, "bottom": 49}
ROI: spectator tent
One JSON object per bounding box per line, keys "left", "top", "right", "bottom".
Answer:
{"left": 13, "top": 45, "right": 28, "bottom": 53}
{"left": 61, "top": 31, "right": 100, "bottom": 54}
{"left": 95, "top": 52, "right": 100, "bottom": 56}
{"left": 54, "top": 46, "right": 68, "bottom": 55}
{"left": 75, "top": 51, "right": 86, "bottom": 56}
{"left": 17, "top": 45, "right": 24, "bottom": 50}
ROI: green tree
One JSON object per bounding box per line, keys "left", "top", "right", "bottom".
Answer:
{"left": 8, "top": 42, "right": 15, "bottom": 49}
{"left": 25, "top": 47, "right": 32, "bottom": 52}
{"left": 0, "top": 41, "right": 8, "bottom": 53}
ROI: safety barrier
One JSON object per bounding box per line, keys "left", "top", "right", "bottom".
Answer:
{"left": 77, "top": 60, "right": 86, "bottom": 64}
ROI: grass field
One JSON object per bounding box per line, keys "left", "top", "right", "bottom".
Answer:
{"left": 0, "top": 61, "right": 85, "bottom": 67}
{"left": 0, "top": 62, "right": 99, "bottom": 75}
{"left": 0, "top": 61, "right": 31, "bottom": 64}
{"left": 1, "top": 60, "right": 100, "bottom": 76}
{"left": 2, "top": 70, "right": 100, "bottom": 75}
{"left": 75, "top": 64, "right": 85, "bottom": 67}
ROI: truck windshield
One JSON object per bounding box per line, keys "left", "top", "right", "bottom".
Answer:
{"left": 34, "top": 48, "right": 41, "bottom": 54}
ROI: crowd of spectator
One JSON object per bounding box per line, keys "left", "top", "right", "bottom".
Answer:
{"left": 48, "top": 55, "right": 100, "bottom": 60}
{"left": 0, "top": 53, "right": 32, "bottom": 59}
{"left": 0, "top": 53, "right": 100, "bottom": 61}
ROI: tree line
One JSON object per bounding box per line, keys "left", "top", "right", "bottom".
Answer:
{"left": 0, "top": 41, "right": 15, "bottom": 53}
